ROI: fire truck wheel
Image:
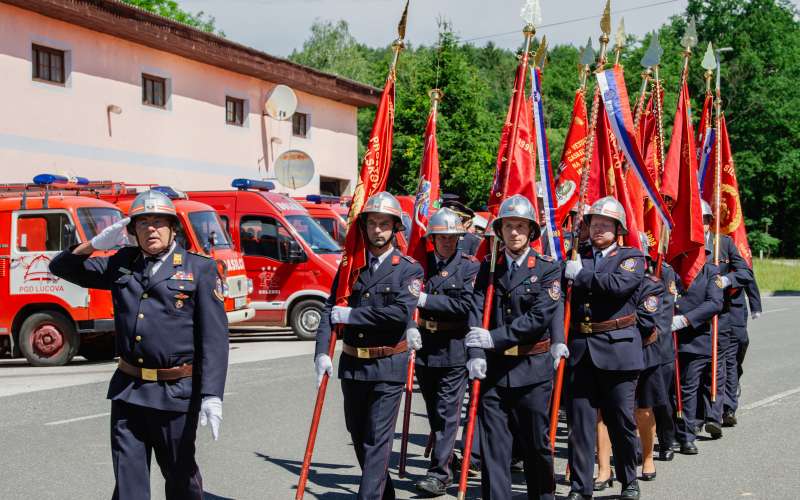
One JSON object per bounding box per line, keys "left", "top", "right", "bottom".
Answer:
{"left": 18, "top": 312, "right": 79, "bottom": 366}
{"left": 290, "top": 299, "right": 324, "bottom": 341}
{"left": 79, "top": 334, "right": 117, "bottom": 361}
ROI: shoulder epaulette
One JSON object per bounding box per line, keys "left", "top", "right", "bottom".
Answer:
{"left": 646, "top": 274, "right": 660, "bottom": 282}
{"left": 401, "top": 254, "right": 416, "bottom": 264}
{"left": 462, "top": 253, "right": 479, "bottom": 262}
{"left": 187, "top": 251, "right": 212, "bottom": 259}
{"left": 538, "top": 253, "right": 555, "bottom": 262}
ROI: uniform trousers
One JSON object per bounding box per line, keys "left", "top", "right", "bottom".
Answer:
{"left": 416, "top": 365, "right": 468, "bottom": 484}
{"left": 479, "top": 379, "right": 554, "bottom": 500}
{"left": 111, "top": 400, "right": 203, "bottom": 500}
{"left": 341, "top": 379, "right": 404, "bottom": 500}
{"left": 724, "top": 329, "right": 748, "bottom": 413}
{"left": 654, "top": 361, "right": 677, "bottom": 449}
{"left": 567, "top": 354, "right": 639, "bottom": 495}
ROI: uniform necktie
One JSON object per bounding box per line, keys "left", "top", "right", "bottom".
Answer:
{"left": 141, "top": 256, "right": 159, "bottom": 288}
{"left": 508, "top": 261, "right": 518, "bottom": 281}
{"left": 437, "top": 260, "right": 446, "bottom": 273}
{"left": 367, "top": 256, "right": 379, "bottom": 279}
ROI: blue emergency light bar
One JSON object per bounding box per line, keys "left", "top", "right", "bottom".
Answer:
{"left": 231, "top": 178, "right": 275, "bottom": 191}
{"left": 33, "top": 174, "right": 89, "bottom": 186}
{"left": 305, "top": 194, "right": 342, "bottom": 204}
{"left": 152, "top": 185, "right": 187, "bottom": 199}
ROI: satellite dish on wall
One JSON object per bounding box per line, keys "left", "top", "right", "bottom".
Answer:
{"left": 264, "top": 85, "right": 298, "bottom": 120}
{"left": 274, "top": 150, "right": 314, "bottom": 189}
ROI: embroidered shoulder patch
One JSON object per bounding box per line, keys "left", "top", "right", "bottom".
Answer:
{"left": 539, "top": 254, "right": 554, "bottom": 262}
{"left": 715, "top": 276, "right": 724, "bottom": 289}
{"left": 214, "top": 276, "right": 225, "bottom": 302}
{"left": 408, "top": 278, "right": 422, "bottom": 297}
{"left": 644, "top": 295, "right": 659, "bottom": 313}
{"left": 620, "top": 258, "right": 637, "bottom": 272}
{"left": 548, "top": 281, "right": 561, "bottom": 301}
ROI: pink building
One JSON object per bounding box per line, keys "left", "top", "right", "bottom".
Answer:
{"left": 0, "top": 0, "right": 379, "bottom": 196}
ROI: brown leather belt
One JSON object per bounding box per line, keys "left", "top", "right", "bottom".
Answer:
{"left": 572, "top": 313, "right": 636, "bottom": 335}
{"left": 118, "top": 358, "right": 193, "bottom": 382}
{"left": 418, "top": 318, "right": 467, "bottom": 333}
{"left": 502, "top": 338, "right": 551, "bottom": 357}
{"left": 342, "top": 340, "right": 408, "bottom": 360}
{"left": 643, "top": 328, "right": 659, "bottom": 347}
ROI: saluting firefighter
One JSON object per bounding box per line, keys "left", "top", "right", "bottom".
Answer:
{"left": 562, "top": 196, "right": 645, "bottom": 500}
{"left": 405, "top": 207, "right": 480, "bottom": 497}
{"left": 50, "top": 190, "right": 228, "bottom": 500}
{"left": 699, "top": 200, "right": 753, "bottom": 434}
{"left": 465, "top": 194, "right": 566, "bottom": 500}
{"left": 314, "top": 192, "right": 424, "bottom": 500}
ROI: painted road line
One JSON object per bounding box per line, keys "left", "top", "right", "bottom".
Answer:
{"left": 741, "top": 387, "right": 800, "bottom": 411}
{"left": 44, "top": 412, "right": 110, "bottom": 426}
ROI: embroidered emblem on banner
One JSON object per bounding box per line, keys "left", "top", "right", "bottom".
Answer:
{"left": 408, "top": 279, "right": 422, "bottom": 297}
{"left": 644, "top": 295, "right": 659, "bottom": 313}
{"left": 620, "top": 258, "right": 637, "bottom": 272}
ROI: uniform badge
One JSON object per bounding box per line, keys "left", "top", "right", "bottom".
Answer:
{"left": 715, "top": 276, "right": 724, "bottom": 289}
{"left": 214, "top": 276, "right": 225, "bottom": 302}
{"left": 175, "top": 299, "right": 184, "bottom": 309}
{"left": 527, "top": 256, "right": 536, "bottom": 268}
{"left": 644, "top": 295, "right": 659, "bottom": 313}
{"left": 172, "top": 253, "right": 182, "bottom": 266}
{"left": 170, "top": 271, "right": 194, "bottom": 281}
{"left": 668, "top": 281, "right": 678, "bottom": 295}
{"left": 392, "top": 255, "right": 401, "bottom": 265}
{"left": 547, "top": 281, "right": 561, "bottom": 301}
{"left": 174, "top": 292, "right": 190, "bottom": 300}
{"left": 440, "top": 270, "right": 449, "bottom": 277}
{"left": 530, "top": 275, "right": 538, "bottom": 283}
{"left": 408, "top": 278, "right": 422, "bottom": 297}
{"left": 620, "top": 258, "right": 637, "bottom": 272}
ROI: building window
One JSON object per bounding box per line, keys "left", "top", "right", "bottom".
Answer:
{"left": 292, "top": 112, "right": 308, "bottom": 137}
{"left": 142, "top": 74, "right": 167, "bottom": 107}
{"left": 32, "top": 45, "right": 65, "bottom": 84}
{"left": 226, "top": 96, "right": 245, "bottom": 126}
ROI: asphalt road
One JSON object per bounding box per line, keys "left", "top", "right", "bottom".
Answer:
{"left": 0, "top": 297, "right": 797, "bottom": 499}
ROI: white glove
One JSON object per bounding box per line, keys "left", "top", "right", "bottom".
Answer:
{"left": 199, "top": 396, "right": 222, "bottom": 441}
{"left": 751, "top": 311, "right": 762, "bottom": 320}
{"left": 315, "top": 354, "right": 333, "bottom": 388}
{"left": 671, "top": 315, "right": 689, "bottom": 332}
{"left": 720, "top": 276, "right": 731, "bottom": 288}
{"left": 550, "top": 343, "right": 570, "bottom": 371}
{"left": 331, "top": 306, "right": 352, "bottom": 325}
{"left": 466, "top": 358, "right": 487, "bottom": 380}
{"left": 90, "top": 217, "right": 131, "bottom": 250}
{"left": 465, "top": 327, "right": 493, "bottom": 349}
{"left": 406, "top": 327, "right": 423, "bottom": 351}
{"left": 564, "top": 258, "right": 583, "bottom": 280}
{"left": 417, "top": 292, "right": 428, "bottom": 308}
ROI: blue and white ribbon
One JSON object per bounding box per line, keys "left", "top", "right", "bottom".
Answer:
{"left": 697, "top": 128, "right": 716, "bottom": 197}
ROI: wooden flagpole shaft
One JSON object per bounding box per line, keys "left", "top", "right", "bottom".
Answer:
{"left": 398, "top": 307, "right": 420, "bottom": 477}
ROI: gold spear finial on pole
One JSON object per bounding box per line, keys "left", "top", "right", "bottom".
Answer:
{"left": 390, "top": 0, "right": 410, "bottom": 75}
{"left": 597, "top": 0, "right": 612, "bottom": 70}
{"left": 701, "top": 42, "right": 716, "bottom": 94}
{"left": 428, "top": 88, "right": 443, "bottom": 115}
{"left": 579, "top": 38, "right": 595, "bottom": 89}
{"left": 679, "top": 16, "right": 698, "bottom": 82}
{"left": 614, "top": 17, "right": 626, "bottom": 65}
{"left": 534, "top": 36, "right": 548, "bottom": 69}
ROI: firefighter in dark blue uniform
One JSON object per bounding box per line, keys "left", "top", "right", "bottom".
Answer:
{"left": 314, "top": 191, "right": 424, "bottom": 500}
{"left": 700, "top": 200, "right": 752, "bottom": 438}
{"left": 562, "top": 196, "right": 645, "bottom": 500}
{"left": 724, "top": 274, "right": 762, "bottom": 425}
{"left": 672, "top": 226, "right": 724, "bottom": 455}
{"left": 653, "top": 262, "right": 679, "bottom": 462}
{"left": 407, "top": 207, "right": 479, "bottom": 497}
{"left": 50, "top": 190, "right": 229, "bottom": 500}
{"left": 441, "top": 195, "right": 481, "bottom": 257}
{"left": 465, "top": 194, "right": 565, "bottom": 500}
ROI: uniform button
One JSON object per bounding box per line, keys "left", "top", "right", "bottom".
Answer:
{"left": 137, "top": 358, "right": 144, "bottom": 364}
{"left": 584, "top": 316, "right": 590, "bottom": 321}
{"left": 364, "top": 293, "right": 370, "bottom": 298}
{"left": 506, "top": 308, "right": 512, "bottom": 314}
{"left": 135, "top": 336, "right": 142, "bottom": 342}
{"left": 585, "top": 303, "right": 590, "bottom": 308}
{"left": 358, "top": 333, "right": 364, "bottom": 339}
{"left": 676, "top": 304, "right": 681, "bottom": 309}
{"left": 142, "top": 293, "right": 148, "bottom": 299}
{"left": 433, "top": 291, "right": 439, "bottom": 295}
{"left": 138, "top": 313, "right": 144, "bottom": 319}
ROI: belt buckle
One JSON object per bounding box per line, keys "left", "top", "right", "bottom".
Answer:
{"left": 356, "top": 347, "right": 370, "bottom": 359}
{"left": 140, "top": 368, "right": 158, "bottom": 382}
{"left": 425, "top": 319, "right": 437, "bottom": 332}
{"left": 504, "top": 346, "right": 519, "bottom": 356}
{"left": 580, "top": 322, "right": 592, "bottom": 334}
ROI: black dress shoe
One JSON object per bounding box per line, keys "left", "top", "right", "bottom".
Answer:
{"left": 693, "top": 424, "right": 703, "bottom": 434}
{"left": 620, "top": 483, "right": 641, "bottom": 499}
{"left": 640, "top": 469, "right": 657, "bottom": 481}
{"left": 593, "top": 476, "right": 613, "bottom": 491}
{"left": 510, "top": 457, "right": 524, "bottom": 473}
{"left": 680, "top": 441, "right": 699, "bottom": 455}
{"left": 669, "top": 441, "right": 681, "bottom": 452}
{"left": 705, "top": 421, "right": 723, "bottom": 439}
{"left": 722, "top": 409, "right": 737, "bottom": 427}
{"left": 658, "top": 448, "right": 674, "bottom": 461}
{"left": 566, "top": 492, "right": 592, "bottom": 500}
{"left": 415, "top": 476, "right": 447, "bottom": 497}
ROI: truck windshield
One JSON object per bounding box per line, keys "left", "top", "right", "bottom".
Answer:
{"left": 77, "top": 207, "right": 124, "bottom": 241}
{"left": 286, "top": 214, "right": 341, "bottom": 254}
{"left": 188, "top": 211, "right": 232, "bottom": 251}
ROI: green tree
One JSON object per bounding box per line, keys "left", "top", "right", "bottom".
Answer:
{"left": 121, "top": 0, "right": 222, "bottom": 35}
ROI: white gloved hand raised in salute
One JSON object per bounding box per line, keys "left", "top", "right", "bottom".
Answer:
{"left": 90, "top": 217, "right": 131, "bottom": 250}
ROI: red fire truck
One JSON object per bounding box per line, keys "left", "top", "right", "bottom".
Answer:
{"left": 0, "top": 175, "right": 121, "bottom": 365}
{"left": 91, "top": 183, "right": 255, "bottom": 325}
{"left": 188, "top": 179, "right": 341, "bottom": 340}
{"left": 296, "top": 195, "right": 349, "bottom": 246}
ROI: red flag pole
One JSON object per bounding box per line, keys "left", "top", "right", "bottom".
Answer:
{"left": 549, "top": 17, "right": 612, "bottom": 449}
{"left": 457, "top": 22, "right": 536, "bottom": 499}
{"left": 710, "top": 52, "right": 724, "bottom": 403}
